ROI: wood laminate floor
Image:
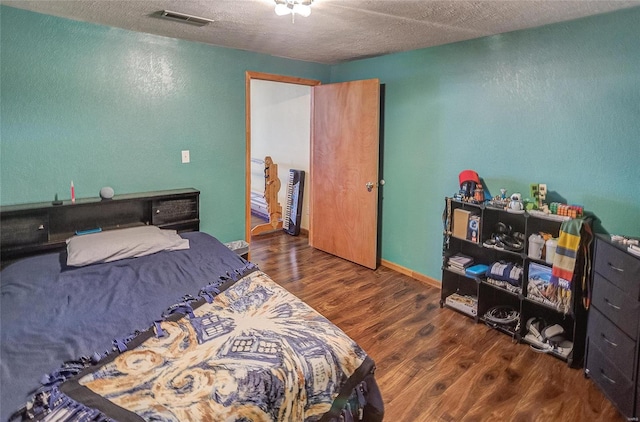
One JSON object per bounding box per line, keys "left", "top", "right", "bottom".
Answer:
{"left": 249, "top": 230, "right": 624, "bottom": 422}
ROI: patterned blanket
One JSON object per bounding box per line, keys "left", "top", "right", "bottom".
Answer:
{"left": 20, "top": 269, "right": 378, "bottom": 422}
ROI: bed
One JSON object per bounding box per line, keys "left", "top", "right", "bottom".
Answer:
{"left": 0, "top": 190, "right": 383, "bottom": 422}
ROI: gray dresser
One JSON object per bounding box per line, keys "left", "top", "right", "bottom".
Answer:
{"left": 585, "top": 234, "right": 640, "bottom": 420}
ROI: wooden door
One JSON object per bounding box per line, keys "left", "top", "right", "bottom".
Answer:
{"left": 310, "top": 79, "right": 380, "bottom": 269}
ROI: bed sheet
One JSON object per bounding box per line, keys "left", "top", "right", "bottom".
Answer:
{"left": 0, "top": 232, "right": 247, "bottom": 422}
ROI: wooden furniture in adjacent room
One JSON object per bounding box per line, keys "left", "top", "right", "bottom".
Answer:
{"left": 251, "top": 156, "right": 283, "bottom": 236}
{"left": 585, "top": 234, "right": 640, "bottom": 420}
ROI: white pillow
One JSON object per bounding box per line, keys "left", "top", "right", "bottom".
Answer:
{"left": 66, "top": 226, "right": 190, "bottom": 267}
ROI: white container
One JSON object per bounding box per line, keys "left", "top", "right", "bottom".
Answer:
{"left": 528, "top": 234, "right": 544, "bottom": 259}
{"left": 546, "top": 238, "right": 558, "bottom": 264}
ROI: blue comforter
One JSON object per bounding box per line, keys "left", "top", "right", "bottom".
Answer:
{"left": 0, "top": 232, "right": 247, "bottom": 421}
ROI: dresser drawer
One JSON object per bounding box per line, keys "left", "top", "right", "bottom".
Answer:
{"left": 587, "top": 307, "right": 636, "bottom": 377}
{"left": 586, "top": 342, "right": 634, "bottom": 418}
{"left": 0, "top": 212, "right": 49, "bottom": 247}
{"left": 592, "top": 273, "right": 639, "bottom": 339}
{"left": 151, "top": 198, "right": 198, "bottom": 226}
{"left": 594, "top": 239, "right": 640, "bottom": 299}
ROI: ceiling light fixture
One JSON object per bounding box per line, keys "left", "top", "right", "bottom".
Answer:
{"left": 274, "top": 0, "right": 313, "bottom": 22}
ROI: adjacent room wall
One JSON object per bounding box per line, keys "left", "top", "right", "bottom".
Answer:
{"left": 0, "top": 6, "right": 330, "bottom": 243}
{"left": 330, "top": 7, "right": 640, "bottom": 280}
{"left": 250, "top": 79, "right": 311, "bottom": 231}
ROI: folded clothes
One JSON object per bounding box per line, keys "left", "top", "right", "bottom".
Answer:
{"left": 486, "top": 261, "right": 523, "bottom": 286}
{"left": 486, "top": 277, "right": 520, "bottom": 294}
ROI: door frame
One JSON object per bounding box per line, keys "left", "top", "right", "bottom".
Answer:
{"left": 244, "top": 71, "right": 321, "bottom": 244}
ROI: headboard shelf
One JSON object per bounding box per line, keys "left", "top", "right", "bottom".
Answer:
{"left": 0, "top": 188, "right": 199, "bottom": 213}
{"left": 1, "top": 188, "right": 200, "bottom": 266}
{"left": 47, "top": 222, "right": 149, "bottom": 243}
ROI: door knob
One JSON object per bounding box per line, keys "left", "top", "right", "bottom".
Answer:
{"left": 366, "top": 180, "right": 385, "bottom": 191}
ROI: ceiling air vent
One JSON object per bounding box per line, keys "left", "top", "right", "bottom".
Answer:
{"left": 159, "top": 10, "right": 214, "bottom": 26}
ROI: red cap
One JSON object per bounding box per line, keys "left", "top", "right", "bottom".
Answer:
{"left": 459, "top": 169, "right": 480, "bottom": 186}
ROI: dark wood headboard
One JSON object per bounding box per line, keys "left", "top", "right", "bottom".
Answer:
{"left": 0, "top": 188, "right": 199, "bottom": 266}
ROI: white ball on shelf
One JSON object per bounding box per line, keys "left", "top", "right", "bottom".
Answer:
{"left": 100, "top": 186, "right": 114, "bottom": 199}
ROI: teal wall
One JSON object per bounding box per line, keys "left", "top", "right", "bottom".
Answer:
{"left": 2, "top": 6, "right": 639, "bottom": 281}
{"left": 0, "top": 6, "right": 330, "bottom": 243}
{"left": 331, "top": 8, "right": 640, "bottom": 280}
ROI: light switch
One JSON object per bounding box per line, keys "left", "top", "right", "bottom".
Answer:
{"left": 181, "top": 150, "right": 190, "bottom": 164}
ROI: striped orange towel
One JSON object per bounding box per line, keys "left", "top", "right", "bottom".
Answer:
{"left": 550, "top": 218, "right": 584, "bottom": 290}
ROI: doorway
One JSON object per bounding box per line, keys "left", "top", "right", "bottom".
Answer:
{"left": 244, "top": 72, "right": 321, "bottom": 244}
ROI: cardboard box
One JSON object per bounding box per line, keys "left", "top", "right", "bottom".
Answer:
{"left": 452, "top": 208, "right": 479, "bottom": 242}
{"left": 452, "top": 208, "right": 471, "bottom": 240}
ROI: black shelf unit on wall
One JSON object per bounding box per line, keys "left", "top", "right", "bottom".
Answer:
{"left": 440, "top": 197, "right": 591, "bottom": 368}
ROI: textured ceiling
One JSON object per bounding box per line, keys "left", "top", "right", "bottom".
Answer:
{"left": 3, "top": 0, "right": 640, "bottom": 64}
